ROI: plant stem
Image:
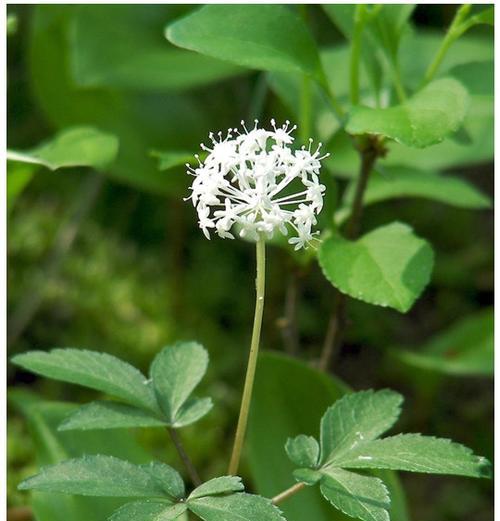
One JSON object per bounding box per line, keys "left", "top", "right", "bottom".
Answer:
{"left": 272, "top": 482, "right": 306, "bottom": 504}
{"left": 228, "top": 236, "right": 266, "bottom": 475}
{"left": 350, "top": 5, "right": 366, "bottom": 106}
{"left": 318, "top": 138, "right": 379, "bottom": 371}
{"left": 422, "top": 4, "right": 471, "bottom": 86}
{"left": 168, "top": 427, "right": 201, "bottom": 486}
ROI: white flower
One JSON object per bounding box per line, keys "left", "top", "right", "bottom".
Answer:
{"left": 185, "top": 120, "right": 328, "bottom": 250}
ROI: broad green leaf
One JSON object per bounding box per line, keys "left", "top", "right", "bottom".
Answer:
{"left": 70, "top": 5, "right": 243, "bottom": 91}
{"left": 318, "top": 222, "right": 434, "bottom": 312}
{"left": 189, "top": 477, "right": 244, "bottom": 500}
{"left": 151, "top": 342, "right": 209, "bottom": 425}
{"left": 174, "top": 397, "right": 214, "bottom": 428}
{"left": 331, "top": 434, "right": 492, "bottom": 478}
{"left": 346, "top": 78, "right": 469, "bottom": 148}
{"left": 9, "top": 391, "right": 152, "bottom": 521}
{"left": 110, "top": 501, "right": 187, "bottom": 521}
{"left": 58, "top": 401, "right": 167, "bottom": 431}
{"left": 28, "top": 6, "right": 213, "bottom": 194}
{"left": 166, "top": 5, "right": 323, "bottom": 78}
{"left": 7, "top": 161, "right": 36, "bottom": 212}
{"left": 335, "top": 166, "right": 491, "bottom": 224}
{"left": 12, "top": 349, "right": 158, "bottom": 412}
{"left": 320, "top": 390, "right": 403, "bottom": 465}
{"left": 319, "top": 468, "right": 390, "bottom": 521}
{"left": 188, "top": 493, "right": 286, "bottom": 521}
{"left": 285, "top": 435, "right": 320, "bottom": 468}
{"left": 247, "top": 353, "right": 409, "bottom": 521}
{"left": 18, "top": 455, "right": 175, "bottom": 498}
{"left": 7, "top": 127, "right": 118, "bottom": 171}
{"left": 391, "top": 308, "right": 493, "bottom": 376}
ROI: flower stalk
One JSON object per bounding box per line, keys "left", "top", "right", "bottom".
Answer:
{"left": 228, "top": 235, "right": 266, "bottom": 475}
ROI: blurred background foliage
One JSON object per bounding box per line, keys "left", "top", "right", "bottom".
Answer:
{"left": 7, "top": 4, "right": 492, "bottom": 521}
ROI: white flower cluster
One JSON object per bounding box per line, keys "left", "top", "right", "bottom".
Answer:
{"left": 186, "top": 120, "right": 328, "bottom": 250}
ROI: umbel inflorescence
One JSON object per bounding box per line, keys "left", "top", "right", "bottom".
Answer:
{"left": 186, "top": 120, "right": 328, "bottom": 250}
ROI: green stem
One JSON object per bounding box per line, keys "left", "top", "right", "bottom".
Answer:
{"left": 422, "top": 4, "right": 471, "bottom": 86}
{"left": 228, "top": 236, "right": 266, "bottom": 475}
{"left": 272, "top": 482, "right": 306, "bottom": 505}
{"left": 350, "top": 5, "right": 365, "bottom": 105}
{"left": 168, "top": 428, "right": 201, "bottom": 486}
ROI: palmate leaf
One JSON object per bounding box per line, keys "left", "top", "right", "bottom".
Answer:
{"left": 330, "top": 434, "right": 491, "bottom": 478}
{"left": 166, "top": 5, "right": 323, "bottom": 79}
{"left": 150, "top": 342, "right": 211, "bottom": 425}
{"left": 346, "top": 78, "right": 469, "bottom": 148}
{"left": 12, "top": 349, "right": 158, "bottom": 413}
{"left": 320, "top": 390, "right": 403, "bottom": 465}
{"left": 18, "top": 455, "right": 183, "bottom": 499}
{"left": 319, "top": 468, "right": 390, "bottom": 521}
{"left": 110, "top": 501, "right": 187, "bottom": 521}
{"left": 58, "top": 401, "right": 167, "bottom": 431}
{"left": 288, "top": 390, "right": 491, "bottom": 521}
{"left": 318, "top": 222, "right": 434, "bottom": 313}
{"left": 188, "top": 493, "right": 286, "bottom": 521}
{"left": 7, "top": 127, "right": 118, "bottom": 171}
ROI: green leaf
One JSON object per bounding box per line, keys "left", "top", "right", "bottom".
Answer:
{"left": 318, "top": 222, "right": 434, "bottom": 312}
{"left": 166, "top": 5, "right": 323, "bottom": 78}
{"left": 150, "top": 342, "right": 209, "bottom": 425}
{"left": 449, "top": 61, "right": 493, "bottom": 96}
{"left": 331, "top": 434, "right": 492, "bottom": 478}
{"left": 12, "top": 348, "right": 158, "bottom": 412}
{"left": 391, "top": 308, "right": 493, "bottom": 376}
{"left": 188, "top": 493, "right": 286, "bottom": 521}
{"left": 189, "top": 477, "right": 244, "bottom": 500}
{"left": 247, "top": 353, "right": 409, "bottom": 521}
{"left": 335, "top": 166, "right": 491, "bottom": 224}
{"left": 58, "top": 401, "right": 167, "bottom": 431}
{"left": 293, "top": 468, "right": 322, "bottom": 486}
{"left": 7, "top": 127, "right": 119, "bottom": 171}
{"left": 346, "top": 78, "right": 469, "bottom": 148}
{"left": 18, "top": 455, "right": 179, "bottom": 498}
{"left": 285, "top": 435, "right": 320, "bottom": 468}
{"left": 70, "top": 5, "right": 243, "bottom": 91}
{"left": 9, "top": 391, "right": 153, "bottom": 521}
{"left": 146, "top": 461, "right": 185, "bottom": 500}
{"left": 319, "top": 468, "right": 390, "bottom": 521}
{"left": 110, "top": 501, "right": 187, "bottom": 521}
{"left": 320, "top": 390, "right": 403, "bottom": 465}
{"left": 27, "top": 6, "right": 213, "bottom": 195}
{"left": 7, "top": 13, "right": 18, "bottom": 35}
{"left": 174, "top": 397, "right": 214, "bottom": 428}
